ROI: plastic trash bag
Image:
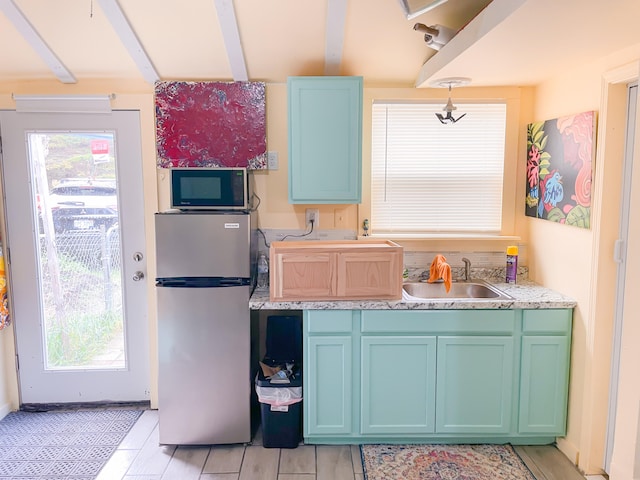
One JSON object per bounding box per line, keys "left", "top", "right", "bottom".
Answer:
{"left": 256, "top": 385, "right": 302, "bottom": 406}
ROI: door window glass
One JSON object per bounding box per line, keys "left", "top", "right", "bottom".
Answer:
{"left": 29, "top": 132, "right": 125, "bottom": 370}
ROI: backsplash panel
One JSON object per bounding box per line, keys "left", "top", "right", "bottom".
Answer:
{"left": 403, "top": 251, "right": 528, "bottom": 283}
{"left": 257, "top": 228, "right": 357, "bottom": 254}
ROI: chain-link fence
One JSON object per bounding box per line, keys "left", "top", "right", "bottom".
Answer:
{"left": 39, "top": 225, "right": 123, "bottom": 367}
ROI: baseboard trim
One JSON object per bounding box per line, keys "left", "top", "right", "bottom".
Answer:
{"left": 0, "top": 402, "right": 13, "bottom": 420}
{"left": 20, "top": 400, "right": 151, "bottom": 412}
{"left": 556, "top": 437, "right": 580, "bottom": 466}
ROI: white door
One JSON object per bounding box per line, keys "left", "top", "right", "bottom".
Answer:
{"left": 0, "top": 110, "right": 149, "bottom": 404}
{"left": 604, "top": 83, "right": 637, "bottom": 471}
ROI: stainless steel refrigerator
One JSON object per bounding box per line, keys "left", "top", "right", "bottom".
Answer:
{"left": 155, "top": 210, "right": 257, "bottom": 445}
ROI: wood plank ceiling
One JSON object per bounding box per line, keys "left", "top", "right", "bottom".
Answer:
{"left": 0, "top": 0, "right": 638, "bottom": 88}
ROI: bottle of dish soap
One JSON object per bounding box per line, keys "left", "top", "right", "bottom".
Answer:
{"left": 505, "top": 246, "right": 518, "bottom": 284}
{"left": 257, "top": 254, "right": 269, "bottom": 289}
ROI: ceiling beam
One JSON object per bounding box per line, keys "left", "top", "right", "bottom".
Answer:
{"left": 97, "top": 0, "right": 159, "bottom": 84}
{"left": 0, "top": 0, "right": 76, "bottom": 83}
{"left": 324, "top": 0, "right": 347, "bottom": 76}
{"left": 213, "top": 0, "right": 248, "bottom": 82}
{"left": 415, "top": 0, "right": 526, "bottom": 87}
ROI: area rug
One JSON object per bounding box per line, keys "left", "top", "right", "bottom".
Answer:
{"left": 0, "top": 409, "right": 143, "bottom": 479}
{"left": 360, "top": 444, "right": 536, "bottom": 480}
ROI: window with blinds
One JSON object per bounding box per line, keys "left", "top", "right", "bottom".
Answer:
{"left": 371, "top": 101, "right": 507, "bottom": 234}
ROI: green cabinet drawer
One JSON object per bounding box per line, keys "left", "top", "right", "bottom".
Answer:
{"left": 361, "top": 310, "right": 515, "bottom": 334}
{"left": 306, "top": 310, "right": 354, "bottom": 333}
{"left": 522, "top": 309, "right": 572, "bottom": 334}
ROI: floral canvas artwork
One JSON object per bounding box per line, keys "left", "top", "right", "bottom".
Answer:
{"left": 155, "top": 81, "right": 267, "bottom": 169}
{"left": 525, "top": 110, "right": 595, "bottom": 228}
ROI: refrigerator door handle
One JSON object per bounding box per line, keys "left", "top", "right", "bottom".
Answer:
{"left": 155, "top": 277, "right": 250, "bottom": 288}
{"left": 218, "top": 278, "right": 250, "bottom": 287}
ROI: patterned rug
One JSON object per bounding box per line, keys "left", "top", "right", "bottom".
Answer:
{"left": 0, "top": 409, "right": 143, "bottom": 479}
{"left": 360, "top": 444, "right": 536, "bottom": 480}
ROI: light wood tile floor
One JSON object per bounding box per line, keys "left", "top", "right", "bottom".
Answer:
{"left": 98, "top": 410, "right": 589, "bottom": 480}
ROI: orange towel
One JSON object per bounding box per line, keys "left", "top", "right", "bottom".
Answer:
{"left": 427, "top": 254, "right": 452, "bottom": 293}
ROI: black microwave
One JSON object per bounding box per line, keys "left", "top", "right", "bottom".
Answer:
{"left": 170, "top": 167, "right": 249, "bottom": 210}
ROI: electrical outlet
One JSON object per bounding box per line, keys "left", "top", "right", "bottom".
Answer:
{"left": 267, "top": 151, "right": 279, "bottom": 170}
{"left": 334, "top": 207, "right": 347, "bottom": 228}
{"left": 305, "top": 208, "right": 319, "bottom": 227}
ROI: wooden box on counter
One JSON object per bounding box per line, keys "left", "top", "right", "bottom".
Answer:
{"left": 269, "top": 240, "right": 403, "bottom": 302}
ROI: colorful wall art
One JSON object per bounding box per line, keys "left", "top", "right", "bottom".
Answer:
{"left": 525, "top": 110, "right": 595, "bottom": 228}
{"left": 155, "top": 81, "right": 267, "bottom": 169}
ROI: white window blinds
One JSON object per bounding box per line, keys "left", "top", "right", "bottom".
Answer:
{"left": 371, "top": 102, "right": 507, "bottom": 234}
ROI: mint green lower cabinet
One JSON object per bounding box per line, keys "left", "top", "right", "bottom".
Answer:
{"left": 518, "top": 309, "right": 572, "bottom": 435}
{"left": 304, "top": 310, "right": 354, "bottom": 436}
{"left": 305, "top": 336, "right": 352, "bottom": 436}
{"left": 361, "top": 336, "right": 436, "bottom": 434}
{"left": 302, "top": 308, "right": 572, "bottom": 444}
{"left": 519, "top": 336, "right": 568, "bottom": 434}
{"left": 435, "top": 336, "right": 514, "bottom": 434}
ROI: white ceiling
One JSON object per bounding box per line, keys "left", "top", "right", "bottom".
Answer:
{"left": 0, "top": 0, "right": 638, "bottom": 89}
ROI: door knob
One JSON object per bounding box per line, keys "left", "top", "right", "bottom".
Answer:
{"left": 133, "top": 271, "right": 145, "bottom": 281}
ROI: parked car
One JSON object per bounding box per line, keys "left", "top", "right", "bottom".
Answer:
{"left": 50, "top": 206, "right": 119, "bottom": 234}
{"left": 49, "top": 179, "right": 117, "bottom": 207}
{"left": 45, "top": 180, "right": 118, "bottom": 234}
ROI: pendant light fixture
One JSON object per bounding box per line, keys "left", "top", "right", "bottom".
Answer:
{"left": 430, "top": 77, "right": 471, "bottom": 124}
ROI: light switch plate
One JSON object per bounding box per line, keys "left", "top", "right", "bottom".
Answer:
{"left": 267, "top": 151, "right": 279, "bottom": 170}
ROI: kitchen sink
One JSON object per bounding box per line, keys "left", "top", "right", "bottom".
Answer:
{"left": 402, "top": 280, "right": 512, "bottom": 300}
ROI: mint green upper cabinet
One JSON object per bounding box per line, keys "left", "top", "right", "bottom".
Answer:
{"left": 288, "top": 76, "right": 363, "bottom": 204}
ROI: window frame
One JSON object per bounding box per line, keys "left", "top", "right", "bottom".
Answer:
{"left": 360, "top": 87, "right": 522, "bottom": 242}
{"left": 370, "top": 100, "right": 507, "bottom": 235}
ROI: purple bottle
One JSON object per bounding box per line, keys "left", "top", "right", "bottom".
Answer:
{"left": 506, "top": 246, "right": 518, "bottom": 284}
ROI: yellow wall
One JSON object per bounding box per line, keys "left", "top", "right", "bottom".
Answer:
{"left": 0, "top": 79, "right": 530, "bottom": 413}
{"left": 0, "top": 326, "right": 16, "bottom": 417}
{"left": 1, "top": 56, "right": 639, "bottom": 478}
{"left": 529, "top": 45, "right": 640, "bottom": 478}
{"left": 0, "top": 169, "right": 18, "bottom": 416}
{"left": 255, "top": 84, "right": 532, "bottom": 255}
{"left": 252, "top": 83, "right": 360, "bottom": 232}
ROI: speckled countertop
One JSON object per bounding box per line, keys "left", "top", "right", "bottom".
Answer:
{"left": 249, "top": 281, "right": 576, "bottom": 310}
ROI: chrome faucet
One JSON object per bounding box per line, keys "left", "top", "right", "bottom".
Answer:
{"left": 462, "top": 258, "right": 471, "bottom": 282}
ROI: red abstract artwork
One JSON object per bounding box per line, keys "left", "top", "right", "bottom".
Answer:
{"left": 155, "top": 81, "right": 267, "bottom": 169}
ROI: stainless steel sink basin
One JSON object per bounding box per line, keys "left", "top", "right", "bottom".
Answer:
{"left": 402, "top": 280, "right": 512, "bottom": 300}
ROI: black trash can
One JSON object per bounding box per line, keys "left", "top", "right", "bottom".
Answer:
{"left": 255, "top": 315, "right": 303, "bottom": 448}
{"left": 255, "top": 370, "right": 302, "bottom": 448}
